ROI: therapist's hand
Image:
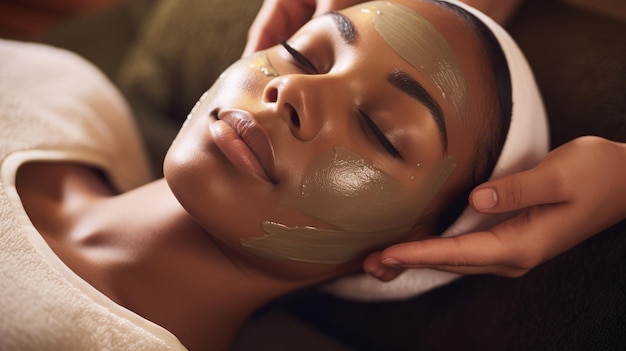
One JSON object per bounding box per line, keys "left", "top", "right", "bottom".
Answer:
{"left": 243, "top": 0, "right": 363, "bottom": 57}
{"left": 364, "top": 136, "right": 626, "bottom": 281}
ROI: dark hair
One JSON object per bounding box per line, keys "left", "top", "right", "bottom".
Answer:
{"left": 430, "top": 1, "right": 513, "bottom": 234}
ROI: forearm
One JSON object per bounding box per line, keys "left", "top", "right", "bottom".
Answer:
{"left": 460, "top": 0, "right": 525, "bottom": 25}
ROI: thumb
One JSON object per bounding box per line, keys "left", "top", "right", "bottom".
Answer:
{"left": 363, "top": 251, "right": 405, "bottom": 282}
{"left": 470, "top": 165, "right": 565, "bottom": 213}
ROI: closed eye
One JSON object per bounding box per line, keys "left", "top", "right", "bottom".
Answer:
{"left": 280, "top": 39, "right": 319, "bottom": 74}
{"left": 359, "top": 111, "right": 402, "bottom": 159}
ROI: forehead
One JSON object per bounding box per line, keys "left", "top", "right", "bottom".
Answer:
{"left": 338, "top": 0, "right": 493, "bottom": 185}
{"left": 338, "top": 0, "right": 487, "bottom": 115}
{"left": 338, "top": 0, "right": 489, "bottom": 127}
{"left": 356, "top": 1, "right": 469, "bottom": 122}
{"left": 340, "top": 0, "right": 475, "bottom": 47}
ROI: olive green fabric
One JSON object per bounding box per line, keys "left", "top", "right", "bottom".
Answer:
{"left": 44, "top": 0, "right": 262, "bottom": 176}
{"left": 115, "top": 0, "right": 262, "bottom": 175}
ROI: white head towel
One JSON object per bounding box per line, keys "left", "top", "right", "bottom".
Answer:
{"left": 324, "top": 0, "right": 549, "bottom": 301}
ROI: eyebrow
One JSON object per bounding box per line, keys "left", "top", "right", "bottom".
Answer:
{"left": 387, "top": 69, "right": 448, "bottom": 152}
{"left": 328, "top": 12, "right": 357, "bottom": 43}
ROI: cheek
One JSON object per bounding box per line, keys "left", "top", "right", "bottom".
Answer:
{"left": 165, "top": 149, "right": 283, "bottom": 249}
{"left": 240, "top": 148, "right": 456, "bottom": 264}
{"left": 283, "top": 147, "right": 425, "bottom": 233}
{"left": 188, "top": 55, "right": 268, "bottom": 113}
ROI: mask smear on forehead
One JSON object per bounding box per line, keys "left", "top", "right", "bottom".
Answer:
{"left": 362, "top": 1, "right": 467, "bottom": 120}
{"left": 241, "top": 148, "right": 456, "bottom": 264}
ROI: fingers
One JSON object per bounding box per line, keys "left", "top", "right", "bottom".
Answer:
{"left": 364, "top": 232, "right": 519, "bottom": 280}
{"left": 243, "top": 0, "right": 364, "bottom": 56}
{"left": 470, "top": 164, "right": 567, "bottom": 214}
{"left": 369, "top": 206, "right": 565, "bottom": 278}
{"left": 243, "top": 0, "right": 315, "bottom": 57}
{"left": 385, "top": 262, "right": 529, "bottom": 277}
{"left": 380, "top": 232, "right": 518, "bottom": 268}
{"left": 364, "top": 233, "right": 518, "bottom": 280}
{"left": 243, "top": 0, "right": 286, "bottom": 56}
{"left": 364, "top": 241, "right": 527, "bottom": 280}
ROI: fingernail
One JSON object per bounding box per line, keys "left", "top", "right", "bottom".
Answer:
{"left": 473, "top": 188, "right": 497, "bottom": 210}
{"left": 382, "top": 258, "right": 401, "bottom": 266}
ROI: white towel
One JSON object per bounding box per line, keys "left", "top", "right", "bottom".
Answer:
{"left": 0, "top": 39, "right": 185, "bottom": 350}
{"left": 324, "top": 0, "right": 549, "bottom": 301}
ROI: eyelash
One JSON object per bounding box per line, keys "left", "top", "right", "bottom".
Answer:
{"left": 359, "top": 111, "right": 402, "bottom": 159}
{"left": 280, "top": 39, "right": 319, "bottom": 74}
{"left": 280, "top": 39, "right": 400, "bottom": 159}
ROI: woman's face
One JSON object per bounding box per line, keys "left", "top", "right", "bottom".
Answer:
{"left": 165, "top": 0, "right": 491, "bottom": 268}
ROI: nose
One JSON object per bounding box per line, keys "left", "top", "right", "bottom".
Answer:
{"left": 263, "top": 75, "right": 347, "bottom": 142}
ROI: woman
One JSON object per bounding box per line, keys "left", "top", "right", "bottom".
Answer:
{"left": 0, "top": 0, "right": 541, "bottom": 349}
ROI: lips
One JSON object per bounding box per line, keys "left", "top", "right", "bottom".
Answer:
{"left": 209, "top": 109, "right": 276, "bottom": 183}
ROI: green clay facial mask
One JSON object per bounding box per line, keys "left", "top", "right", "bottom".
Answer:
{"left": 362, "top": 1, "right": 467, "bottom": 119}
{"left": 241, "top": 148, "right": 456, "bottom": 264}
{"left": 239, "top": 6, "right": 463, "bottom": 263}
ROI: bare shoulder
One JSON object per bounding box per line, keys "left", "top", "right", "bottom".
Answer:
{"left": 16, "top": 162, "right": 114, "bottom": 240}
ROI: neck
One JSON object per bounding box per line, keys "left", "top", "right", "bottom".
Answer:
{"left": 85, "top": 180, "right": 324, "bottom": 350}
{"left": 18, "top": 164, "right": 331, "bottom": 350}
{"left": 86, "top": 182, "right": 234, "bottom": 348}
